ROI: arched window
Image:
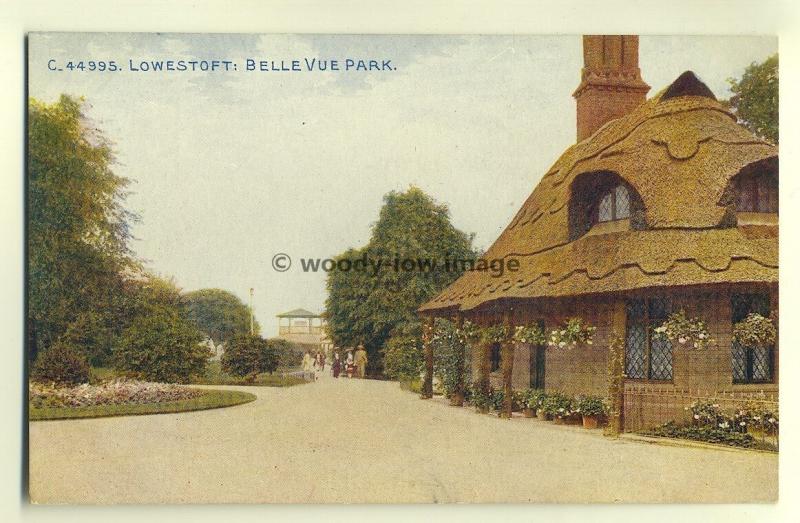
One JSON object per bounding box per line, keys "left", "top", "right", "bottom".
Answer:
{"left": 596, "top": 184, "right": 631, "bottom": 223}
{"left": 736, "top": 171, "right": 777, "bottom": 213}
{"left": 569, "top": 171, "right": 644, "bottom": 241}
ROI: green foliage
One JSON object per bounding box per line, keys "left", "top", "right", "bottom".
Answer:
{"left": 431, "top": 318, "right": 471, "bottom": 398}
{"left": 513, "top": 323, "right": 547, "bottom": 345}
{"left": 726, "top": 54, "right": 778, "bottom": 144}
{"left": 541, "top": 392, "right": 573, "bottom": 418}
{"left": 27, "top": 95, "right": 138, "bottom": 360}
{"left": 113, "top": 305, "right": 209, "bottom": 383}
{"left": 520, "top": 388, "right": 546, "bottom": 409}
{"left": 31, "top": 341, "right": 90, "bottom": 385}
{"left": 58, "top": 311, "right": 116, "bottom": 367}
{"left": 29, "top": 389, "right": 256, "bottom": 421}
{"left": 653, "top": 310, "right": 713, "bottom": 349}
{"left": 547, "top": 318, "right": 596, "bottom": 348}
{"left": 382, "top": 322, "right": 424, "bottom": 381}
{"left": 221, "top": 334, "right": 280, "bottom": 380}
{"left": 198, "top": 361, "right": 305, "bottom": 387}
{"left": 645, "top": 422, "right": 759, "bottom": 449}
{"left": 575, "top": 395, "right": 607, "bottom": 417}
{"left": 732, "top": 313, "right": 776, "bottom": 350}
{"left": 268, "top": 338, "right": 303, "bottom": 369}
{"left": 325, "top": 187, "right": 476, "bottom": 375}
{"left": 181, "top": 289, "right": 260, "bottom": 345}
{"left": 481, "top": 324, "right": 510, "bottom": 344}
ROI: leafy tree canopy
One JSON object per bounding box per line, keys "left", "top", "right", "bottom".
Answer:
{"left": 325, "top": 186, "right": 476, "bottom": 375}
{"left": 181, "top": 289, "right": 260, "bottom": 345}
{"left": 726, "top": 54, "right": 778, "bottom": 144}
{"left": 27, "top": 95, "right": 138, "bottom": 359}
{"left": 221, "top": 334, "right": 280, "bottom": 380}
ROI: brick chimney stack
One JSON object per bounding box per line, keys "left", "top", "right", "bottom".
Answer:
{"left": 573, "top": 35, "right": 650, "bottom": 141}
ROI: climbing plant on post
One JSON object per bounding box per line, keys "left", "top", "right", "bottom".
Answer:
{"left": 451, "top": 314, "right": 466, "bottom": 406}
{"left": 605, "top": 332, "right": 625, "bottom": 436}
{"left": 475, "top": 323, "right": 493, "bottom": 413}
{"left": 500, "top": 312, "right": 515, "bottom": 419}
{"left": 421, "top": 316, "right": 434, "bottom": 399}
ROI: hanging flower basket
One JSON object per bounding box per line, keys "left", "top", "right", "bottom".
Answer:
{"left": 653, "top": 310, "right": 713, "bottom": 349}
{"left": 732, "top": 313, "right": 776, "bottom": 350}
{"left": 548, "top": 318, "right": 596, "bottom": 349}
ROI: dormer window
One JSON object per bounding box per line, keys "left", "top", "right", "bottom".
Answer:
{"left": 736, "top": 171, "right": 777, "bottom": 213}
{"left": 596, "top": 184, "right": 631, "bottom": 223}
{"left": 569, "top": 171, "right": 645, "bottom": 241}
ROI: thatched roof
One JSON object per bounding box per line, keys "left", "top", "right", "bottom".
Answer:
{"left": 420, "top": 72, "right": 777, "bottom": 313}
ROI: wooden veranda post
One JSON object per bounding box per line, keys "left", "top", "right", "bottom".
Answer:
{"left": 501, "top": 310, "right": 515, "bottom": 418}
{"left": 476, "top": 319, "right": 491, "bottom": 413}
{"left": 451, "top": 313, "right": 466, "bottom": 406}
{"left": 421, "top": 316, "right": 434, "bottom": 399}
{"left": 606, "top": 300, "right": 627, "bottom": 436}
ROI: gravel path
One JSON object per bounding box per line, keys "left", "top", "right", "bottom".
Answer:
{"left": 29, "top": 376, "right": 777, "bottom": 503}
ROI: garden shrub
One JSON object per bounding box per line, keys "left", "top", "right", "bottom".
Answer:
{"left": 432, "top": 318, "right": 474, "bottom": 398}
{"left": 221, "top": 334, "right": 279, "bottom": 380}
{"left": 113, "top": 306, "right": 209, "bottom": 383}
{"left": 575, "top": 395, "right": 607, "bottom": 417}
{"left": 383, "top": 334, "right": 424, "bottom": 382}
{"left": 31, "top": 341, "right": 90, "bottom": 385}
{"left": 542, "top": 391, "right": 573, "bottom": 418}
{"left": 645, "top": 422, "right": 757, "bottom": 448}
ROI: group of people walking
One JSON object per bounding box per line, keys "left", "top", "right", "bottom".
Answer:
{"left": 301, "top": 344, "right": 368, "bottom": 381}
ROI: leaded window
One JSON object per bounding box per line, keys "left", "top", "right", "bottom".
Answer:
{"left": 625, "top": 297, "right": 673, "bottom": 380}
{"left": 731, "top": 293, "right": 773, "bottom": 383}
{"left": 736, "top": 171, "right": 778, "bottom": 213}
{"left": 596, "top": 184, "right": 631, "bottom": 223}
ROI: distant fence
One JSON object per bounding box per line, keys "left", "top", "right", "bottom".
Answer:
{"left": 622, "top": 384, "right": 778, "bottom": 433}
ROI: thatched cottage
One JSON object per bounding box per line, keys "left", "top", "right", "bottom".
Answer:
{"left": 418, "top": 36, "right": 778, "bottom": 428}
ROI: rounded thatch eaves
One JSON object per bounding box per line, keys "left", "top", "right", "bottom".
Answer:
{"left": 420, "top": 71, "right": 778, "bottom": 313}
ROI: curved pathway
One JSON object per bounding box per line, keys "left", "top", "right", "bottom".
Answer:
{"left": 29, "top": 377, "right": 777, "bottom": 503}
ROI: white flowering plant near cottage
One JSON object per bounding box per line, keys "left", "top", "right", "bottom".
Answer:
{"left": 547, "top": 317, "right": 596, "bottom": 349}
{"left": 513, "top": 323, "right": 547, "bottom": 345}
{"left": 732, "top": 312, "right": 776, "bottom": 350}
{"left": 653, "top": 310, "right": 713, "bottom": 349}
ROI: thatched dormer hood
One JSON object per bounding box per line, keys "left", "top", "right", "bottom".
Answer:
{"left": 419, "top": 72, "right": 778, "bottom": 314}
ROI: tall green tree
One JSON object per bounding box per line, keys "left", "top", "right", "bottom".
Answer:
{"left": 181, "top": 289, "right": 260, "bottom": 345}
{"left": 27, "top": 95, "right": 137, "bottom": 360}
{"left": 726, "top": 54, "right": 778, "bottom": 144}
{"left": 325, "top": 187, "right": 476, "bottom": 375}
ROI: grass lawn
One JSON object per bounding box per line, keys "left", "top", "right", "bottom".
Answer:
{"left": 29, "top": 389, "right": 256, "bottom": 421}
{"left": 194, "top": 361, "right": 307, "bottom": 387}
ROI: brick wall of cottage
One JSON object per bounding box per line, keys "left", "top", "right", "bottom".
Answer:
{"left": 472, "top": 284, "right": 778, "bottom": 398}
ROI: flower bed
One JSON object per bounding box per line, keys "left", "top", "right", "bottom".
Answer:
{"left": 30, "top": 379, "right": 204, "bottom": 409}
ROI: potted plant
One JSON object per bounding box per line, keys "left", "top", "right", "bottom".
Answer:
{"left": 575, "top": 395, "right": 606, "bottom": 429}
{"left": 548, "top": 318, "right": 597, "bottom": 349}
{"left": 542, "top": 392, "right": 573, "bottom": 424}
{"left": 520, "top": 388, "right": 545, "bottom": 418}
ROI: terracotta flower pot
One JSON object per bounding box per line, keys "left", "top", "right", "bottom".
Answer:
{"left": 553, "top": 416, "right": 566, "bottom": 425}
{"left": 582, "top": 414, "right": 599, "bottom": 429}
{"left": 538, "top": 410, "right": 551, "bottom": 420}
{"left": 522, "top": 408, "right": 535, "bottom": 418}
{"left": 476, "top": 406, "right": 489, "bottom": 414}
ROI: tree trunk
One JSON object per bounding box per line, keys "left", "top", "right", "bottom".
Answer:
{"left": 421, "top": 317, "right": 434, "bottom": 399}
{"left": 501, "top": 314, "right": 514, "bottom": 418}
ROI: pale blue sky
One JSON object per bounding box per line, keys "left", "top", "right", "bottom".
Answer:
{"left": 28, "top": 34, "right": 776, "bottom": 335}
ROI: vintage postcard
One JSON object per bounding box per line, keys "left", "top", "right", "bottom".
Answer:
{"left": 26, "top": 33, "right": 778, "bottom": 504}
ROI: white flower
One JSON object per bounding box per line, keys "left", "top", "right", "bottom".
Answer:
{"left": 769, "top": 418, "right": 776, "bottom": 423}
{"left": 698, "top": 333, "right": 706, "bottom": 339}
{"left": 587, "top": 340, "right": 593, "bottom": 345}
{"left": 678, "top": 337, "right": 687, "bottom": 344}
{"left": 693, "top": 414, "right": 700, "bottom": 420}
{"left": 558, "top": 342, "right": 566, "bottom": 348}
{"left": 739, "top": 422, "right": 746, "bottom": 426}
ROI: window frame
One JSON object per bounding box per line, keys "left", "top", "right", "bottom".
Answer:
{"left": 593, "top": 183, "right": 631, "bottom": 224}
{"left": 625, "top": 297, "right": 674, "bottom": 382}
{"left": 731, "top": 292, "right": 775, "bottom": 384}
{"left": 736, "top": 171, "right": 778, "bottom": 214}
